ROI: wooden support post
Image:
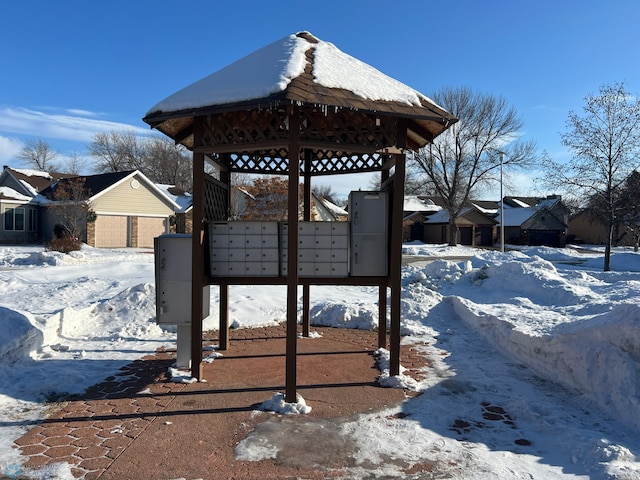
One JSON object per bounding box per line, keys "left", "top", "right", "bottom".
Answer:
{"left": 218, "top": 160, "right": 231, "bottom": 350}
{"left": 190, "top": 118, "right": 205, "bottom": 381}
{"left": 302, "top": 151, "right": 312, "bottom": 337}
{"left": 285, "top": 105, "right": 301, "bottom": 403}
{"left": 219, "top": 284, "right": 229, "bottom": 350}
{"left": 378, "top": 285, "right": 387, "bottom": 349}
{"left": 389, "top": 122, "right": 407, "bottom": 377}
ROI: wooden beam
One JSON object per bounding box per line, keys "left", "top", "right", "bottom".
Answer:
{"left": 285, "top": 105, "right": 301, "bottom": 403}
{"left": 219, "top": 284, "right": 229, "bottom": 350}
{"left": 190, "top": 117, "right": 205, "bottom": 381}
{"left": 302, "top": 150, "right": 312, "bottom": 338}
{"left": 378, "top": 285, "right": 387, "bottom": 349}
{"left": 389, "top": 118, "right": 408, "bottom": 377}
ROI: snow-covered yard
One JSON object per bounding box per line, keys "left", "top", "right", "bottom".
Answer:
{"left": 0, "top": 242, "right": 639, "bottom": 479}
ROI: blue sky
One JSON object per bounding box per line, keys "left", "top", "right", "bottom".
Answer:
{"left": 1, "top": 0, "right": 638, "bottom": 197}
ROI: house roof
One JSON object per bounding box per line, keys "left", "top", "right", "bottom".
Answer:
{"left": 156, "top": 184, "right": 193, "bottom": 213}
{"left": 38, "top": 170, "right": 182, "bottom": 210}
{"left": 39, "top": 171, "right": 134, "bottom": 200}
{"left": 0, "top": 186, "right": 33, "bottom": 202}
{"left": 1, "top": 167, "right": 75, "bottom": 197}
{"left": 143, "top": 31, "right": 456, "bottom": 152}
{"left": 404, "top": 195, "right": 441, "bottom": 213}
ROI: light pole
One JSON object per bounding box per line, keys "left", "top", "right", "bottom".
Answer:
{"left": 498, "top": 151, "right": 505, "bottom": 252}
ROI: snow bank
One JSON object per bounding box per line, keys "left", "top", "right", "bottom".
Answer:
{"left": 441, "top": 253, "right": 640, "bottom": 431}
{"left": 0, "top": 307, "right": 42, "bottom": 363}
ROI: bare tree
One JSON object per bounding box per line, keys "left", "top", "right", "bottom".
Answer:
{"left": 45, "top": 177, "right": 94, "bottom": 252}
{"left": 142, "top": 137, "right": 192, "bottom": 191}
{"left": 17, "top": 138, "right": 59, "bottom": 171}
{"left": 312, "top": 183, "right": 338, "bottom": 204}
{"left": 545, "top": 83, "right": 640, "bottom": 271}
{"left": 88, "top": 130, "right": 144, "bottom": 173}
{"left": 413, "top": 86, "right": 537, "bottom": 245}
{"left": 64, "top": 151, "right": 88, "bottom": 175}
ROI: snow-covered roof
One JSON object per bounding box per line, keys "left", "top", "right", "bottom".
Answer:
{"left": 0, "top": 186, "right": 33, "bottom": 202}
{"left": 314, "top": 194, "right": 347, "bottom": 220}
{"left": 143, "top": 32, "right": 456, "bottom": 154}
{"left": 146, "top": 32, "right": 442, "bottom": 116}
{"left": 470, "top": 202, "right": 498, "bottom": 215}
{"left": 156, "top": 184, "right": 193, "bottom": 213}
{"left": 424, "top": 209, "right": 451, "bottom": 224}
{"left": 496, "top": 207, "right": 537, "bottom": 227}
{"left": 11, "top": 168, "right": 52, "bottom": 179}
{"left": 404, "top": 195, "right": 441, "bottom": 212}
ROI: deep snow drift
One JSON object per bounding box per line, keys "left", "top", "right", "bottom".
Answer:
{"left": 0, "top": 243, "right": 639, "bottom": 479}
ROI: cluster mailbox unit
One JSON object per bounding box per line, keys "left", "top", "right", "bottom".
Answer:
{"left": 154, "top": 234, "right": 210, "bottom": 368}
{"left": 207, "top": 190, "right": 388, "bottom": 278}
{"left": 154, "top": 191, "right": 389, "bottom": 365}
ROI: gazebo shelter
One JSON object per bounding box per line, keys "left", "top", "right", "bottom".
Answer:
{"left": 144, "top": 31, "right": 456, "bottom": 403}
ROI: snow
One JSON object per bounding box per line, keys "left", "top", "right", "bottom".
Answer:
{"left": 10, "top": 168, "right": 52, "bottom": 179}
{"left": 147, "top": 32, "right": 441, "bottom": 116}
{"left": 1, "top": 242, "right": 640, "bottom": 478}
{"left": 0, "top": 186, "right": 32, "bottom": 201}
{"left": 404, "top": 195, "right": 440, "bottom": 212}
{"left": 497, "top": 205, "right": 538, "bottom": 226}
{"left": 155, "top": 183, "right": 192, "bottom": 212}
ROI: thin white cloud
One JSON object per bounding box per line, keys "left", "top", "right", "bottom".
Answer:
{"left": 65, "top": 108, "right": 103, "bottom": 117}
{"left": 0, "top": 106, "right": 152, "bottom": 143}
{"left": 0, "top": 135, "right": 23, "bottom": 164}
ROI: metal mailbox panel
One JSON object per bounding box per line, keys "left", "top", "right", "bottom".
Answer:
{"left": 351, "top": 233, "right": 388, "bottom": 276}
{"left": 227, "top": 248, "right": 246, "bottom": 260}
{"left": 349, "top": 191, "right": 388, "bottom": 234}
{"left": 211, "top": 248, "right": 229, "bottom": 263}
{"left": 209, "top": 223, "right": 230, "bottom": 234}
{"left": 210, "top": 261, "right": 229, "bottom": 276}
{"left": 298, "top": 235, "right": 316, "bottom": 248}
{"left": 261, "top": 235, "right": 279, "bottom": 248}
{"left": 244, "top": 235, "right": 263, "bottom": 248}
{"left": 261, "top": 262, "right": 280, "bottom": 276}
{"left": 227, "top": 262, "right": 247, "bottom": 276}
{"left": 227, "top": 235, "right": 245, "bottom": 248}
{"left": 331, "top": 263, "right": 349, "bottom": 276}
{"left": 156, "top": 236, "right": 192, "bottom": 281}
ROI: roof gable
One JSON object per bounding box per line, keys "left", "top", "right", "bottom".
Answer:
{"left": 1, "top": 167, "right": 74, "bottom": 197}
{"left": 39, "top": 170, "right": 181, "bottom": 210}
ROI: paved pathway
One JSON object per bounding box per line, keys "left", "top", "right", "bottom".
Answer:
{"left": 13, "top": 325, "right": 428, "bottom": 479}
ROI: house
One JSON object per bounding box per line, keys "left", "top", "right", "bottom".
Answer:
{"left": 568, "top": 209, "right": 639, "bottom": 246}
{"left": 496, "top": 196, "right": 569, "bottom": 247}
{"left": 0, "top": 168, "right": 75, "bottom": 244}
{"left": 419, "top": 195, "right": 570, "bottom": 247}
{"left": 38, "top": 170, "right": 180, "bottom": 248}
{"left": 1, "top": 166, "right": 181, "bottom": 248}
{"left": 423, "top": 203, "right": 498, "bottom": 246}
{"left": 402, "top": 195, "right": 441, "bottom": 241}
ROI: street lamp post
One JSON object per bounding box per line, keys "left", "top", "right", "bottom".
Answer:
{"left": 499, "top": 151, "right": 505, "bottom": 253}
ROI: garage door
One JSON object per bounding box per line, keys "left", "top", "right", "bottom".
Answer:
{"left": 137, "top": 217, "right": 167, "bottom": 248}
{"left": 95, "top": 215, "right": 128, "bottom": 247}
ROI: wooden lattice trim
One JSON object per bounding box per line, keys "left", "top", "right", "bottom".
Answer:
{"left": 229, "top": 149, "right": 292, "bottom": 174}
{"left": 200, "top": 110, "right": 289, "bottom": 148}
{"left": 300, "top": 109, "right": 398, "bottom": 150}
{"left": 203, "top": 174, "right": 229, "bottom": 222}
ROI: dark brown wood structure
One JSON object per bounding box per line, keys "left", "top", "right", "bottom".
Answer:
{"left": 144, "top": 32, "right": 456, "bottom": 403}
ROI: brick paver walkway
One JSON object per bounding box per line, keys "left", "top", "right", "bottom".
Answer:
{"left": 12, "top": 325, "right": 428, "bottom": 479}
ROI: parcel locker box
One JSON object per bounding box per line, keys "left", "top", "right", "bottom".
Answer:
{"left": 154, "top": 234, "right": 210, "bottom": 325}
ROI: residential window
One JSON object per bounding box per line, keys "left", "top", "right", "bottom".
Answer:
{"left": 4, "top": 207, "right": 25, "bottom": 231}
{"left": 28, "top": 209, "right": 37, "bottom": 232}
